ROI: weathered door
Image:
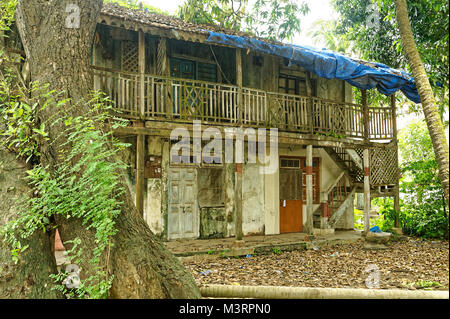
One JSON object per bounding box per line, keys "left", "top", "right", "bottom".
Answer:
{"left": 279, "top": 163, "right": 303, "bottom": 233}
{"left": 168, "top": 168, "right": 199, "bottom": 240}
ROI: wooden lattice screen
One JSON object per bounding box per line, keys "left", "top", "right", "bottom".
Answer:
{"left": 122, "top": 40, "right": 139, "bottom": 73}
{"left": 156, "top": 38, "right": 168, "bottom": 76}
{"left": 369, "top": 147, "right": 399, "bottom": 186}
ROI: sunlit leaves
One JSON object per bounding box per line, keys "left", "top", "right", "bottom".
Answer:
{"left": 177, "top": 0, "right": 309, "bottom": 42}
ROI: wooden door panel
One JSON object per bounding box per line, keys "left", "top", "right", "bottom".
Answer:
{"left": 280, "top": 200, "right": 302, "bottom": 233}
{"left": 168, "top": 168, "right": 198, "bottom": 240}
{"left": 279, "top": 164, "right": 303, "bottom": 233}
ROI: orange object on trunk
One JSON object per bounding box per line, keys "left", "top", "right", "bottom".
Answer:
{"left": 54, "top": 229, "right": 65, "bottom": 251}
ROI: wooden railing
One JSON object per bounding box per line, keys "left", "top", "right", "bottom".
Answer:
{"left": 93, "top": 67, "right": 394, "bottom": 141}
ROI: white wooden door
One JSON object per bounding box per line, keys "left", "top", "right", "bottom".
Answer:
{"left": 168, "top": 168, "right": 198, "bottom": 240}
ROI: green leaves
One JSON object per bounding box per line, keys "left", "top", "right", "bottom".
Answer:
{"left": 0, "top": 0, "right": 17, "bottom": 32}
{"left": 104, "top": 0, "right": 169, "bottom": 15}
{"left": 1, "top": 92, "right": 130, "bottom": 299}
{"left": 332, "top": 0, "right": 449, "bottom": 117}
{"left": 177, "top": 0, "right": 309, "bottom": 42}
{"left": 372, "top": 119, "right": 448, "bottom": 239}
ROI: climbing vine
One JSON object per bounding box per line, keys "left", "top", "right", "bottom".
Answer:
{"left": 1, "top": 90, "right": 130, "bottom": 298}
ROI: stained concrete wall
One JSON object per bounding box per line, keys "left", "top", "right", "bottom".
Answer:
{"left": 242, "top": 163, "right": 265, "bottom": 236}
{"left": 144, "top": 136, "right": 164, "bottom": 237}
{"left": 139, "top": 140, "right": 355, "bottom": 239}
{"left": 264, "top": 166, "right": 279, "bottom": 235}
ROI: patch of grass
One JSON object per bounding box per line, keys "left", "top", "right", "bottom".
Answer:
{"left": 354, "top": 209, "right": 364, "bottom": 230}
{"left": 414, "top": 280, "right": 443, "bottom": 290}
{"left": 272, "top": 247, "right": 282, "bottom": 255}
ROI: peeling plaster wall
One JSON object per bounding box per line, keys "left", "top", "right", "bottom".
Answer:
{"left": 224, "top": 163, "right": 236, "bottom": 237}
{"left": 200, "top": 207, "right": 227, "bottom": 238}
{"left": 242, "top": 163, "right": 265, "bottom": 236}
{"left": 144, "top": 136, "right": 164, "bottom": 237}
{"left": 264, "top": 166, "right": 279, "bottom": 235}
{"left": 128, "top": 136, "right": 355, "bottom": 241}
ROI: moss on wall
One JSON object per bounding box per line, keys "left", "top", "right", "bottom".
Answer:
{"left": 199, "top": 207, "right": 227, "bottom": 239}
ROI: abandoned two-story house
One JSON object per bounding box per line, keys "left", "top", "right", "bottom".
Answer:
{"left": 5, "top": 3, "right": 421, "bottom": 241}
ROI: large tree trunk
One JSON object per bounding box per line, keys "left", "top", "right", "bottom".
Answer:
{"left": 395, "top": 0, "right": 450, "bottom": 207}
{"left": 14, "top": 0, "right": 200, "bottom": 298}
{"left": 0, "top": 145, "right": 61, "bottom": 298}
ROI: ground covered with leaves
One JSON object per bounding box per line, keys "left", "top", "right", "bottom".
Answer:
{"left": 182, "top": 238, "right": 449, "bottom": 290}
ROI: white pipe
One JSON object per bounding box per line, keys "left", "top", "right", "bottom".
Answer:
{"left": 200, "top": 285, "right": 449, "bottom": 299}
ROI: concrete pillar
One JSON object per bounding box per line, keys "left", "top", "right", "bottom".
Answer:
{"left": 224, "top": 163, "right": 235, "bottom": 237}
{"left": 136, "top": 133, "right": 145, "bottom": 216}
{"left": 234, "top": 48, "right": 244, "bottom": 242}
{"left": 234, "top": 163, "right": 243, "bottom": 241}
{"left": 363, "top": 148, "right": 371, "bottom": 234}
{"left": 320, "top": 201, "right": 329, "bottom": 229}
{"left": 305, "top": 145, "right": 314, "bottom": 234}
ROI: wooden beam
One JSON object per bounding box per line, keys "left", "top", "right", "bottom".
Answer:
{"left": 305, "top": 145, "right": 314, "bottom": 234}
{"left": 136, "top": 134, "right": 145, "bottom": 216}
{"left": 138, "top": 30, "right": 146, "bottom": 117}
{"left": 114, "top": 122, "right": 395, "bottom": 149}
{"left": 363, "top": 148, "right": 371, "bottom": 234}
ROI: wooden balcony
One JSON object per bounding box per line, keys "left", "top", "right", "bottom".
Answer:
{"left": 93, "top": 66, "right": 395, "bottom": 143}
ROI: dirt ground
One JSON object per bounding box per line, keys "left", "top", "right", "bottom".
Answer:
{"left": 181, "top": 238, "right": 449, "bottom": 290}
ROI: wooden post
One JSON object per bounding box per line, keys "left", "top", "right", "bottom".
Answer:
{"left": 136, "top": 134, "right": 145, "bottom": 216}
{"left": 363, "top": 148, "right": 371, "bottom": 234}
{"left": 305, "top": 145, "right": 314, "bottom": 234}
{"left": 362, "top": 89, "right": 369, "bottom": 142}
{"left": 306, "top": 72, "right": 313, "bottom": 134}
{"left": 394, "top": 190, "right": 400, "bottom": 228}
{"left": 138, "top": 30, "right": 146, "bottom": 117}
{"left": 235, "top": 163, "right": 243, "bottom": 241}
{"left": 391, "top": 93, "right": 400, "bottom": 228}
{"left": 234, "top": 48, "right": 243, "bottom": 242}
{"left": 236, "top": 48, "right": 243, "bottom": 124}
{"left": 391, "top": 93, "right": 397, "bottom": 142}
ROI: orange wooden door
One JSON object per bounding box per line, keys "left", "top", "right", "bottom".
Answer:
{"left": 279, "top": 166, "right": 303, "bottom": 233}
{"left": 280, "top": 200, "right": 303, "bottom": 233}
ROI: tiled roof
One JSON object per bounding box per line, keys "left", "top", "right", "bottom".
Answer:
{"left": 100, "top": 2, "right": 276, "bottom": 43}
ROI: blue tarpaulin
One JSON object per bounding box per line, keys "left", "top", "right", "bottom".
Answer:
{"left": 206, "top": 31, "right": 421, "bottom": 103}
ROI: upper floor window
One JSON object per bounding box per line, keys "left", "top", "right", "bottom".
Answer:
{"left": 170, "top": 57, "right": 217, "bottom": 82}
{"left": 278, "top": 74, "right": 316, "bottom": 97}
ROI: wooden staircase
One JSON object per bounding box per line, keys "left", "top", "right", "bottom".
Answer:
{"left": 313, "top": 147, "right": 364, "bottom": 229}
{"left": 314, "top": 146, "right": 398, "bottom": 229}
{"left": 324, "top": 147, "right": 364, "bottom": 186}
{"left": 313, "top": 172, "right": 356, "bottom": 229}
